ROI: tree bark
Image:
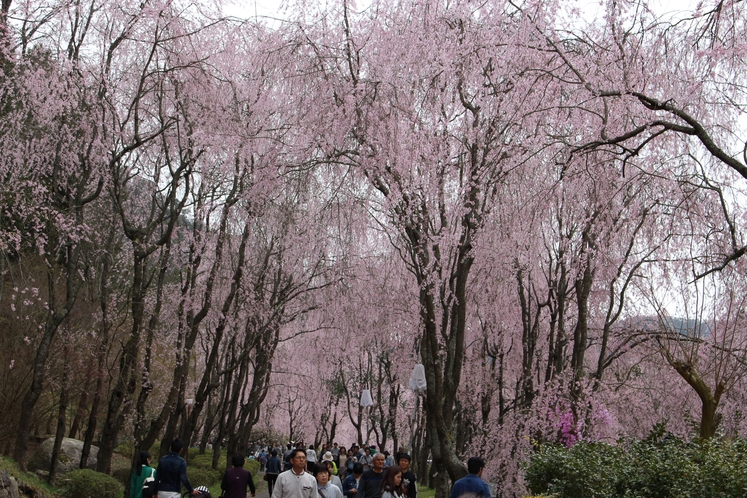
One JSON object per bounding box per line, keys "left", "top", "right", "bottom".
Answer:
{"left": 14, "top": 237, "right": 80, "bottom": 470}
{"left": 670, "top": 360, "right": 725, "bottom": 438}
{"left": 49, "top": 353, "right": 70, "bottom": 483}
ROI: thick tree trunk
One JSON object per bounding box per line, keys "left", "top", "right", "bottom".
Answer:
{"left": 670, "top": 360, "right": 725, "bottom": 439}
{"left": 416, "top": 248, "right": 471, "bottom": 493}
{"left": 49, "top": 361, "right": 70, "bottom": 483}
{"left": 68, "top": 389, "right": 87, "bottom": 440}
{"left": 80, "top": 373, "right": 103, "bottom": 469}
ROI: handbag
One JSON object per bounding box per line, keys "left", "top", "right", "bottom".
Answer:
{"left": 142, "top": 467, "right": 157, "bottom": 498}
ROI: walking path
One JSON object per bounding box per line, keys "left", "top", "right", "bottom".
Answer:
{"left": 254, "top": 471, "right": 271, "bottom": 498}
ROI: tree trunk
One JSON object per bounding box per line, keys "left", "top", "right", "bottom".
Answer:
{"left": 97, "top": 251, "right": 148, "bottom": 474}
{"left": 670, "top": 360, "right": 725, "bottom": 439}
{"left": 14, "top": 241, "right": 79, "bottom": 470}
{"left": 81, "top": 227, "right": 116, "bottom": 469}
{"left": 68, "top": 389, "right": 88, "bottom": 440}
{"left": 571, "top": 254, "right": 594, "bottom": 384}
{"left": 49, "top": 359, "right": 70, "bottom": 483}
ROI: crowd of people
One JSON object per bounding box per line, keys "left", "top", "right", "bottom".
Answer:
{"left": 262, "top": 442, "right": 490, "bottom": 498}
{"left": 131, "top": 438, "right": 491, "bottom": 498}
{"left": 266, "top": 445, "right": 418, "bottom": 498}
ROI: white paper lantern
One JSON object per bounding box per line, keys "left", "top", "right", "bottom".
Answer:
{"left": 360, "top": 389, "right": 374, "bottom": 407}
{"left": 409, "top": 364, "right": 427, "bottom": 392}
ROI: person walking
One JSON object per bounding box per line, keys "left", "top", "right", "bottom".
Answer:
{"left": 342, "top": 462, "right": 363, "bottom": 498}
{"left": 156, "top": 438, "right": 199, "bottom": 497}
{"left": 345, "top": 450, "right": 357, "bottom": 477}
{"left": 221, "top": 454, "right": 257, "bottom": 498}
{"left": 358, "top": 449, "right": 374, "bottom": 473}
{"left": 338, "top": 447, "right": 348, "bottom": 480}
{"left": 130, "top": 451, "right": 155, "bottom": 498}
{"left": 284, "top": 444, "right": 295, "bottom": 471}
{"left": 266, "top": 449, "right": 283, "bottom": 496}
{"left": 359, "top": 454, "right": 385, "bottom": 498}
{"left": 315, "top": 463, "right": 343, "bottom": 498}
{"left": 321, "top": 452, "right": 338, "bottom": 476}
{"left": 379, "top": 466, "right": 405, "bottom": 498}
{"left": 307, "top": 445, "right": 318, "bottom": 468}
{"left": 449, "top": 458, "right": 491, "bottom": 498}
{"left": 271, "top": 448, "right": 318, "bottom": 498}
{"left": 322, "top": 460, "right": 343, "bottom": 491}
{"left": 397, "top": 454, "right": 417, "bottom": 498}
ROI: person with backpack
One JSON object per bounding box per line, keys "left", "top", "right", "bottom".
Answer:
{"left": 130, "top": 451, "right": 155, "bottom": 498}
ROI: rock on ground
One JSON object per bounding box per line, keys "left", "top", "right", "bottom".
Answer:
{"left": 28, "top": 437, "right": 98, "bottom": 475}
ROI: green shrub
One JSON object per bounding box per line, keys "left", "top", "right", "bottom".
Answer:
{"left": 114, "top": 441, "right": 135, "bottom": 457}
{"left": 189, "top": 452, "right": 213, "bottom": 469}
{"left": 524, "top": 442, "right": 623, "bottom": 498}
{"left": 524, "top": 436, "right": 747, "bottom": 498}
{"left": 111, "top": 466, "right": 131, "bottom": 486}
{"left": 246, "top": 458, "right": 260, "bottom": 475}
{"left": 188, "top": 467, "right": 222, "bottom": 488}
{"left": 189, "top": 450, "right": 225, "bottom": 470}
{"left": 62, "top": 469, "right": 124, "bottom": 498}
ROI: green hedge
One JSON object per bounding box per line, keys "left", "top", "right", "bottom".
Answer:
{"left": 524, "top": 436, "right": 747, "bottom": 498}
{"left": 62, "top": 469, "right": 124, "bottom": 498}
{"left": 246, "top": 458, "right": 260, "bottom": 475}
{"left": 111, "top": 466, "right": 132, "bottom": 486}
{"left": 189, "top": 450, "right": 226, "bottom": 471}
{"left": 188, "top": 467, "right": 222, "bottom": 489}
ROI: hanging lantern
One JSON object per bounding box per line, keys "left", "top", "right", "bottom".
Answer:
{"left": 360, "top": 389, "right": 374, "bottom": 407}
{"left": 409, "top": 364, "right": 427, "bottom": 392}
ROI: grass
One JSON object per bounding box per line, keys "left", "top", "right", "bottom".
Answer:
{"left": 418, "top": 486, "right": 436, "bottom": 498}
{"left": 0, "top": 455, "right": 60, "bottom": 497}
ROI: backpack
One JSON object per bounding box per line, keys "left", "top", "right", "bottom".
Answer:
{"left": 142, "top": 467, "right": 157, "bottom": 498}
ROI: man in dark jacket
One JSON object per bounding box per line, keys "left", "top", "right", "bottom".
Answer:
{"left": 358, "top": 454, "right": 385, "bottom": 498}
{"left": 398, "top": 454, "right": 417, "bottom": 498}
{"left": 266, "top": 449, "right": 283, "bottom": 495}
{"left": 156, "top": 438, "right": 199, "bottom": 497}
{"left": 221, "top": 454, "right": 257, "bottom": 498}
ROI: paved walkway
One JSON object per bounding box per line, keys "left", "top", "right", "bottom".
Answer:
{"left": 254, "top": 471, "right": 271, "bottom": 498}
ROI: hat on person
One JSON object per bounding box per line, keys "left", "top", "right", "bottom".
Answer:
{"left": 322, "top": 451, "right": 334, "bottom": 462}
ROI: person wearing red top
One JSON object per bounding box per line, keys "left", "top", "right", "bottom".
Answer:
{"left": 221, "top": 455, "right": 257, "bottom": 498}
